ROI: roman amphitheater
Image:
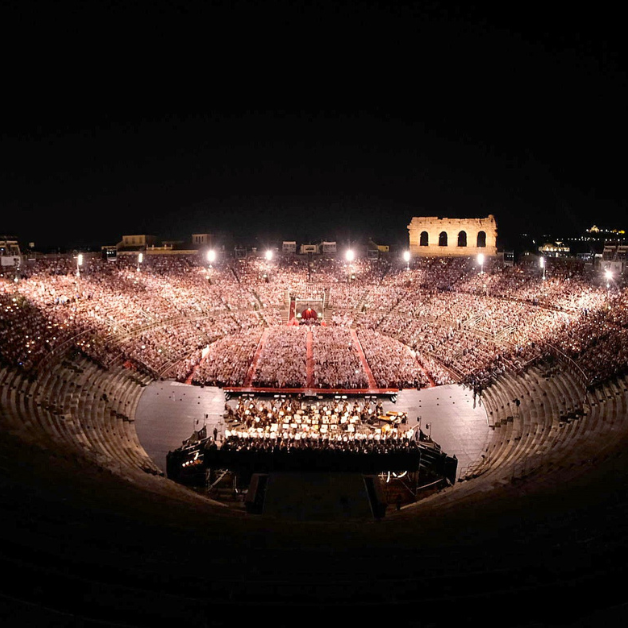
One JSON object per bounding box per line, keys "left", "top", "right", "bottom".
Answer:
{"left": 1, "top": 222, "right": 628, "bottom": 626}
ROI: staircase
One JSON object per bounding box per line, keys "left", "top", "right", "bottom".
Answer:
{"left": 244, "top": 329, "right": 269, "bottom": 386}
{"left": 350, "top": 329, "right": 377, "bottom": 389}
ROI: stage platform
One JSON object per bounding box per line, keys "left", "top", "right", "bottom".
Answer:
{"left": 396, "top": 385, "right": 491, "bottom": 480}
{"left": 135, "top": 380, "right": 490, "bottom": 480}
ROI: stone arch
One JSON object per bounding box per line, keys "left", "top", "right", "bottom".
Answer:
{"left": 439, "top": 231, "right": 448, "bottom": 247}
{"left": 457, "top": 231, "right": 467, "bottom": 247}
{"left": 477, "top": 231, "right": 487, "bottom": 248}
{"left": 408, "top": 216, "right": 497, "bottom": 257}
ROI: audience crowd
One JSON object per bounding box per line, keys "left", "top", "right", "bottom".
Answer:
{"left": 1, "top": 252, "right": 626, "bottom": 391}
{"left": 252, "top": 327, "right": 308, "bottom": 388}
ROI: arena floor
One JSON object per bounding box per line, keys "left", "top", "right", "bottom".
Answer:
{"left": 135, "top": 380, "right": 490, "bottom": 479}
{"left": 395, "top": 384, "right": 490, "bottom": 479}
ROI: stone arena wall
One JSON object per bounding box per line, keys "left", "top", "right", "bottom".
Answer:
{"left": 408, "top": 215, "right": 497, "bottom": 256}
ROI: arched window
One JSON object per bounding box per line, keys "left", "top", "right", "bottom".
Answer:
{"left": 420, "top": 231, "right": 429, "bottom": 247}
{"left": 477, "top": 231, "right": 486, "bottom": 248}
{"left": 457, "top": 231, "right": 467, "bottom": 247}
{"left": 439, "top": 231, "right": 448, "bottom": 247}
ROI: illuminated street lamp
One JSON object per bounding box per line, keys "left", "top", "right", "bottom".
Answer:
{"left": 137, "top": 252, "right": 143, "bottom": 272}
{"left": 403, "top": 250, "right": 411, "bottom": 270}
{"left": 605, "top": 268, "right": 613, "bottom": 308}
{"left": 345, "top": 249, "right": 355, "bottom": 283}
{"left": 76, "top": 253, "right": 83, "bottom": 278}
{"left": 477, "top": 253, "right": 485, "bottom": 275}
{"left": 540, "top": 256, "right": 546, "bottom": 280}
{"left": 263, "top": 249, "right": 273, "bottom": 282}
{"left": 206, "top": 250, "right": 217, "bottom": 285}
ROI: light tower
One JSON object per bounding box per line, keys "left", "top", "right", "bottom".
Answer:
{"left": 403, "top": 250, "right": 411, "bottom": 271}
{"left": 206, "top": 250, "right": 216, "bottom": 284}
{"left": 605, "top": 268, "right": 613, "bottom": 308}
{"left": 540, "top": 256, "right": 546, "bottom": 280}
{"left": 76, "top": 253, "right": 83, "bottom": 278}
{"left": 264, "top": 249, "right": 273, "bottom": 282}
{"left": 345, "top": 249, "right": 355, "bottom": 283}
{"left": 477, "top": 253, "right": 485, "bottom": 275}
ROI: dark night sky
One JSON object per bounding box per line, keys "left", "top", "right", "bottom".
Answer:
{"left": 1, "top": 1, "right": 626, "bottom": 251}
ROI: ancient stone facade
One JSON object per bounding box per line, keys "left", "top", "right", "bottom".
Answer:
{"left": 408, "top": 215, "right": 498, "bottom": 257}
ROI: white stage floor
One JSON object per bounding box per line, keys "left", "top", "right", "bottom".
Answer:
{"left": 135, "top": 382, "right": 226, "bottom": 473}
{"left": 396, "top": 384, "right": 490, "bottom": 479}
{"left": 135, "top": 381, "right": 490, "bottom": 478}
